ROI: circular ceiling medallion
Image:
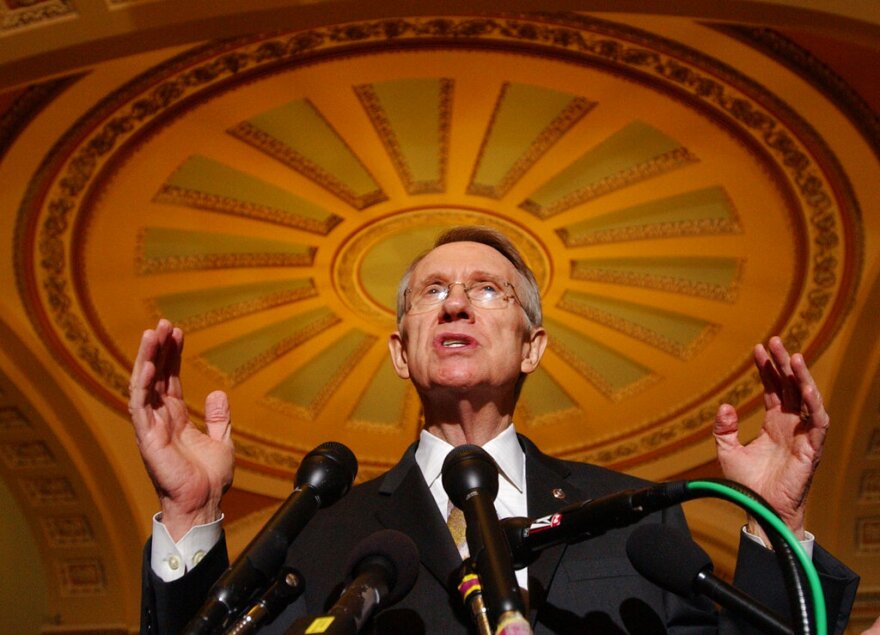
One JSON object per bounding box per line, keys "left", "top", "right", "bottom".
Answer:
{"left": 333, "top": 208, "right": 550, "bottom": 322}
{"left": 15, "top": 14, "right": 861, "bottom": 482}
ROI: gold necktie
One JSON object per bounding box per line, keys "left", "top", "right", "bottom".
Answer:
{"left": 447, "top": 502, "right": 469, "bottom": 558}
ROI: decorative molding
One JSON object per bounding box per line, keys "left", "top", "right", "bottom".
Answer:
{"left": 41, "top": 515, "right": 96, "bottom": 547}
{"left": 21, "top": 476, "right": 77, "bottom": 506}
{"left": 263, "top": 332, "right": 377, "bottom": 420}
{"left": 0, "top": 406, "right": 32, "bottom": 431}
{"left": 856, "top": 516, "right": 880, "bottom": 552}
{"left": 468, "top": 83, "right": 596, "bottom": 199}
{"left": 193, "top": 313, "right": 342, "bottom": 386}
{"left": 0, "top": 440, "right": 56, "bottom": 468}
{"left": 147, "top": 283, "right": 319, "bottom": 332}
{"left": 547, "top": 339, "right": 658, "bottom": 403}
{"left": 228, "top": 118, "right": 387, "bottom": 210}
{"left": 860, "top": 470, "right": 880, "bottom": 502}
{"left": 521, "top": 146, "right": 698, "bottom": 218}
{"left": 569, "top": 258, "right": 743, "bottom": 303}
{"left": 11, "top": 13, "right": 861, "bottom": 471}
{"left": 154, "top": 185, "right": 343, "bottom": 235}
{"left": 355, "top": 78, "right": 453, "bottom": 195}
{"left": 714, "top": 25, "right": 880, "bottom": 164}
{"left": 557, "top": 293, "right": 719, "bottom": 360}
{"left": 57, "top": 559, "right": 106, "bottom": 596}
{"left": 1, "top": 0, "right": 74, "bottom": 34}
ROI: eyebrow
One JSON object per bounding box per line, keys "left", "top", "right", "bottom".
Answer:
{"left": 412, "top": 270, "right": 506, "bottom": 286}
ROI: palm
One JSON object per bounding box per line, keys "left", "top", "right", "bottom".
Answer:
{"left": 714, "top": 337, "right": 828, "bottom": 534}
{"left": 129, "top": 320, "right": 234, "bottom": 538}
{"left": 137, "top": 392, "right": 233, "bottom": 514}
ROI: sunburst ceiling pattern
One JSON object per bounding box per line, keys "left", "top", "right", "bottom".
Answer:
{"left": 16, "top": 15, "right": 860, "bottom": 487}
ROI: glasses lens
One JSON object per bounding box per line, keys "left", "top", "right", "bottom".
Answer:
{"left": 407, "top": 280, "right": 512, "bottom": 313}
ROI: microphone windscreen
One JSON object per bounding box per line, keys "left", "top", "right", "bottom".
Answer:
{"left": 626, "top": 523, "right": 712, "bottom": 598}
{"left": 441, "top": 444, "right": 499, "bottom": 507}
{"left": 296, "top": 441, "right": 358, "bottom": 507}
{"left": 345, "top": 529, "right": 420, "bottom": 606}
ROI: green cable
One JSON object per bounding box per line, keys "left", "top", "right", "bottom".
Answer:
{"left": 687, "top": 480, "right": 827, "bottom": 635}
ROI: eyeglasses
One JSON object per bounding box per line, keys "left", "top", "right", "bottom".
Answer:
{"left": 405, "top": 279, "right": 522, "bottom": 314}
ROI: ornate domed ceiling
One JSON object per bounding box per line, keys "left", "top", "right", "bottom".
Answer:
{"left": 1, "top": 3, "right": 879, "bottom": 632}
{"left": 16, "top": 14, "right": 862, "bottom": 479}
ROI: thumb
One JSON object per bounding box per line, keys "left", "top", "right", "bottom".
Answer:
{"left": 204, "top": 390, "right": 232, "bottom": 443}
{"left": 713, "top": 403, "right": 741, "bottom": 455}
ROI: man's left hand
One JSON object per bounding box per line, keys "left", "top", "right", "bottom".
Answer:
{"left": 713, "top": 336, "right": 829, "bottom": 541}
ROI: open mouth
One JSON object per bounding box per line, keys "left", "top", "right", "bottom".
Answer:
{"left": 437, "top": 334, "right": 476, "bottom": 349}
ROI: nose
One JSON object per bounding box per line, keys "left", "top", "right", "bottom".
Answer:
{"left": 440, "top": 282, "right": 474, "bottom": 322}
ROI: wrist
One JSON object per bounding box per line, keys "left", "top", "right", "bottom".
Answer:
{"left": 746, "top": 515, "right": 806, "bottom": 545}
{"left": 159, "top": 500, "right": 221, "bottom": 542}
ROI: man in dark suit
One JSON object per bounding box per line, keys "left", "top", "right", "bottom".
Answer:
{"left": 134, "top": 227, "right": 858, "bottom": 633}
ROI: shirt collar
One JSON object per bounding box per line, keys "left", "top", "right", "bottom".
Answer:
{"left": 414, "top": 424, "right": 525, "bottom": 494}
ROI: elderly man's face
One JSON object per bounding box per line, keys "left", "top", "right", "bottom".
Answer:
{"left": 388, "top": 241, "right": 546, "bottom": 399}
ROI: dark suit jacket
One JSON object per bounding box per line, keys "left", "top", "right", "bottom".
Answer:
{"left": 141, "top": 435, "right": 859, "bottom": 634}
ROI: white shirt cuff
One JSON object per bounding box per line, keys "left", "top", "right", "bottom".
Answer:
{"left": 150, "top": 512, "right": 224, "bottom": 582}
{"left": 742, "top": 525, "right": 815, "bottom": 559}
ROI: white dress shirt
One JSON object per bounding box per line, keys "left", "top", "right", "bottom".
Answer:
{"left": 414, "top": 424, "right": 529, "bottom": 589}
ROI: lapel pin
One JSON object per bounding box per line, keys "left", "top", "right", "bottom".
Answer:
{"left": 552, "top": 488, "right": 566, "bottom": 500}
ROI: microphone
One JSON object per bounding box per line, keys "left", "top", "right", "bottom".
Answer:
{"left": 442, "top": 445, "right": 529, "bottom": 634}
{"left": 223, "top": 566, "right": 304, "bottom": 635}
{"left": 455, "top": 559, "right": 491, "bottom": 635}
{"left": 501, "top": 481, "right": 689, "bottom": 568}
{"left": 288, "top": 528, "right": 420, "bottom": 635}
{"left": 184, "top": 441, "right": 358, "bottom": 634}
{"left": 626, "top": 523, "right": 793, "bottom": 635}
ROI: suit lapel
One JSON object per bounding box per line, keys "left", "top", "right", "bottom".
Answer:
{"left": 520, "top": 436, "right": 589, "bottom": 625}
{"left": 375, "top": 447, "right": 462, "bottom": 589}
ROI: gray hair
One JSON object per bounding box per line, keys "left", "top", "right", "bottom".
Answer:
{"left": 396, "top": 226, "right": 543, "bottom": 329}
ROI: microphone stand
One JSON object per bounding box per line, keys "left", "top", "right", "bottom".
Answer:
{"left": 224, "top": 566, "right": 305, "bottom": 635}
{"left": 456, "top": 559, "right": 492, "bottom": 635}
{"left": 443, "top": 445, "right": 531, "bottom": 635}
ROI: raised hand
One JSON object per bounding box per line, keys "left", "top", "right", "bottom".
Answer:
{"left": 713, "top": 336, "right": 829, "bottom": 540}
{"left": 129, "top": 319, "right": 235, "bottom": 541}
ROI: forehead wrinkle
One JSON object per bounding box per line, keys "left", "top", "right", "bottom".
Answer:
{"left": 411, "top": 268, "right": 513, "bottom": 287}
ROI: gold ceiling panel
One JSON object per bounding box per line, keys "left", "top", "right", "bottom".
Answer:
{"left": 520, "top": 120, "right": 698, "bottom": 219}
{"left": 468, "top": 82, "right": 596, "bottom": 199}
{"left": 14, "top": 14, "right": 861, "bottom": 482}
{"left": 155, "top": 154, "right": 343, "bottom": 234}
{"left": 229, "top": 99, "right": 387, "bottom": 209}
{"left": 355, "top": 77, "right": 452, "bottom": 194}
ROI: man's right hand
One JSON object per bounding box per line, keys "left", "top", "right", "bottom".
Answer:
{"left": 129, "top": 319, "right": 235, "bottom": 542}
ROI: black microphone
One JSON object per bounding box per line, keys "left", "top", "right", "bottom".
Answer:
{"left": 626, "top": 523, "right": 793, "bottom": 635}
{"left": 442, "top": 445, "right": 528, "bottom": 633}
{"left": 223, "top": 566, "right": 305, "bottom": 635}
{"left": 184, "top": 441, "right": 358, "bottom": 634}
{"left": 287, "top": 529, "right": 420, "bottom": 635}
{"left": 501, "top": 481, "right": 689, "bottom": 568}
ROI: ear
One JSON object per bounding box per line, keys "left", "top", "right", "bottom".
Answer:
{"left": 388, "top": 331, "right": 410, "bottom": 379}
{"left": 520, "top": 327, "right": 547, "bottom": 375}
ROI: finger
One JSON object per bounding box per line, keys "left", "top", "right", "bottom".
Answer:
{"left": 754, "top": 343, "right": 784, "bottom": 409}
{"left": 164, "top": 326, "right": 185, "bottom": 399}
{"left": 767, "top": 336, "right": 794, "bottom": 375}
{"left": 129, "top": 327, "right": 161, "bottom": 410}
{"left": 766, "top": 336, "right": 805, "bottom": 411}
{"left": 789, "top": 352, "right": 820, "bottom": 398}
{"left": 713, "top": 403, "right": 742, "bottom": 454}
{"left": 204, "top": 390, "right": 232, "bottom": 444}
{"left": 154, "top": 320, "right": 183, "bottom": 398}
